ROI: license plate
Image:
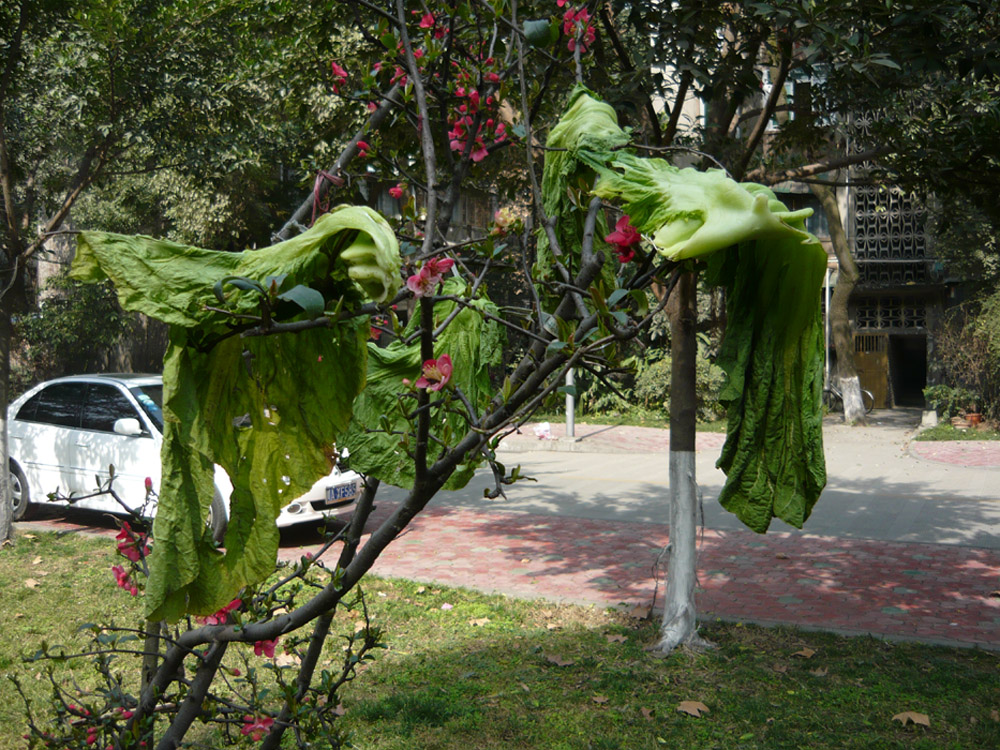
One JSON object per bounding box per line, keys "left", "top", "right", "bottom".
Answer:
{"left": 324, "top": 480, "right": 359, "bottom": 505}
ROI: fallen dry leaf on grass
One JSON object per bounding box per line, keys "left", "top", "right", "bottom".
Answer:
{"left": 24, "top": 578, "right": 39, "bottom": 589}
{"left": 519, "top": 682, "right": 530, "bottom": 693}
{"left": 544, "top": 654, "right": 574, "bottom": 667}
{"left": 416, "top": 586, "right": 426, "bottom": 594}
{"left": 810, "top": 667, "right": 829, "bottom": 677}
{"left": 640, "top": 707, "right": 654, "bottom": 720}
{"left": 331, "top": 704, "right": 346, "bottom": 717}
{"left": 892, "top": 711, "right": 930, "bottom": 727}
{"left": 592, "top": 695, "right": 609, "bottom": 705}
{"left": 468, "top": 618, "right": 490, "bottom": 627}
{"left": 32, "top": 556, "right": 42, "bottom": 565}
{"left": 772, "top": 663, "right": 788, "bottom": 674}
{"left": 605, "top": 634, "right": 627, "bottom": 643}
{"left": 677, "top": 701, "right": 710, "bottom": 718}
{"left": 628, "top": 603, "right": 652, "bottom": 619}
{"left": 792, "top": 648, "right": 816, "bottom": 659}
{"left": 991, "top": 709, "right": 999, "bottom": 722}
{"left": 274, "top": 652, "right": 300, "bottom": 668}
{"left": 22, "top": 534, "right": 37, "bottom": 540}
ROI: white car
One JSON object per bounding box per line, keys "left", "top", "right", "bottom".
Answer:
{"left": 8, "top": 374, "right": 361, "bottom": 539}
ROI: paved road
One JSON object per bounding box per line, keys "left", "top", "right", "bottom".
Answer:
{"left": 378, "top": 412, "right": 1000, "bottom": 549}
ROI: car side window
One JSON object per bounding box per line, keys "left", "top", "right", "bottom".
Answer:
{"left": 82, "top": 384, "right": 144, "bottom": 433}
{"left": 18, "top": 383, "right": 86, "bottom": 427}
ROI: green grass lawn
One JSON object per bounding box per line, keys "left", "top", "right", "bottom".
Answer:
{"left": 532, "top": 412, "right": 729, "bottom": 432}
{"left": 1, "top": 532, "right": 997, "bottom": 749}
{"left": 914, "top": 423, "right": 1000, "bottom": 441}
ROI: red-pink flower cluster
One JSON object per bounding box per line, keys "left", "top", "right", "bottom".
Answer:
{"left": 115, "top": 521, "right": 149, "bottom": 563}
{"left": 389, "top": 183, "right": 405, "bottom": 199}
{"left": 254, "top": 638, "right": 279, "bottom": 658}
{"left": 111, "top": 564, "right": 138, "bottom": 596}
{"left": 563, "top": 7, "right": 596, "bottom": 52}
{"left": 605, "top": 215, "right": 642, "bottom": 263}
{"left": 197, "top": 598, "right": 242, "bottom": 626}
{"left": 330, "top": 61, "right": 348, "bottom": 94}
{"left": 241, "top": 714, "right": 275, "bottom": 741}
{"left": 415, "top": 354, "right": 453, "bottom": 391}
{"left": 406, "top": 256, "right": 455, "bottom": 297}
{"left": 448, "top": 86, "right": 506, "bottom": 162}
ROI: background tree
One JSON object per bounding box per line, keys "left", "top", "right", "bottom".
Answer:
{"left": 0, "top": 0, "right": 365, "bottom": 542}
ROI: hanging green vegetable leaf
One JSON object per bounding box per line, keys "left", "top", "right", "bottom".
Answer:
{"left": 71, "top": 206, "right": 401, "bottom": 621}
{"left": 592, "top": 154, "right": 827, "bottom": 532}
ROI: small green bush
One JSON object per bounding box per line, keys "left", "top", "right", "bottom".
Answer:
{"left": 923, "top": 384, "right": 980, "bottom": 419}
{"left": 633, "top": 348, "right": 726, "bottom": 422}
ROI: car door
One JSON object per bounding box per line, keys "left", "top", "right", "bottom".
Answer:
{"left": 10, "top": 381, "right": 88, "bottom": 504}
{"left": 74, "top": 382, "right": 161, "bottom": 513}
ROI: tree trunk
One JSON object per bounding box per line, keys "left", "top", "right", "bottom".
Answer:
{"left": 810, "top": 183, "right": 867, "bottom": 424}
{"left": 654, "top": 272, "right": 710, "bottom": 653}
{"left": 0, "top": 306, "right": 13, "bottom": 545}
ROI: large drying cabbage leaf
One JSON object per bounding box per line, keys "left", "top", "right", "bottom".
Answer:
{"left": 71, "top": 206, "right": 400, "bottom": 621}
{"left": 534, "top": 87, "right": 629, "bottom": 290}
{"left": 594, "top": 158, "right": 827, "bottom": 532}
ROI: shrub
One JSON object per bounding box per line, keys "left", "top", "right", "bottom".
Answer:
{"left": 922, "top": 384, "right": 980, "bottom": 418}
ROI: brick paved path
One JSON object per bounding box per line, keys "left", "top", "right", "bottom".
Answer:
{"left": 277, "top": 500, "right": 1000, "bottom": 651}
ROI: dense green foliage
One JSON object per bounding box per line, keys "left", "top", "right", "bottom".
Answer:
{"left": 11, "top": 271, "right": 130, "bottom": 394}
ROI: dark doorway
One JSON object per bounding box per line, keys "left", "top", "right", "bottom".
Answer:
{"left": 888, "top": 334, "right": 927, "bottom": 406}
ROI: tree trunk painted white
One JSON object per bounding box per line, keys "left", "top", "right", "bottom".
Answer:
{"left": 838, "top": 374, "right": 867, "bottom": 424}
{"left": 653, "top": 272, "right": 711, "bottom": 655}
{"left": 654, "top": 450, "right": 711, "bottom": 652}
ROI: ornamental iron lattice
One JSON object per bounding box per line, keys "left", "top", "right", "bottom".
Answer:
{"left": 854, "top": 296, "right": 927, "bottom": 331}
{"left": 848, "top": 112, "right": 930, "bottom": 288}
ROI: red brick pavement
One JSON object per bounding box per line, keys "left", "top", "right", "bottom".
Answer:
{"left": 908, "top": 439, "right": 1000, "bottom": 468}
{"left": 276, "top": 501, "right": 1000, "bottom": 651}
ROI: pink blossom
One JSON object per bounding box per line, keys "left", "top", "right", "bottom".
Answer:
{"left": 197, "top": 598, "right": 242, "bottom": 626}
{"left": 356, "top": 140, "right": 370, "bottom": 157}
{"left": 414, "top": 354, "right": 453, "bottom": 391}
{"left": 253, "top": 638, "right": 279, "bottom": 658}
{"left": 241, "top": 715, "right": 275, "bottom": 742}
{"left": 389, "top": 183, "right": 404, "bottom": 199}
{"left": 605, "top": 215, "right": 642, "bottom": 262}
{"left": 418, "top": 12, "right": 435, "bottom": 29}
{"left": 144, "top": 476, "right": 153, "bottom": 492}
{"left": 116, "top": 523, "right": 149, "bottom": 562}
{"left": 111, "top": 565, "right": 138, "bottom": 596}
{"left": 470, "top": 141, "right": 489, "bottom": 162}
{"left": 330, "top": 61, "right": 348, "bottom": 94}
{"left": 406, "top": 257, "right": 455, "bottom": 297}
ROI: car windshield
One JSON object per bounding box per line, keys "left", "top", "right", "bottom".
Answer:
{"left": 129, "top": 384, "right": 164, "bottom": 432}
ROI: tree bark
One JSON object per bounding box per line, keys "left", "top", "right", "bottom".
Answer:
{"left": 811, "top": 182, "right": 866, "bottom": 423}
{"left": 654, "top": 272, "right": 710, "bottom": 653}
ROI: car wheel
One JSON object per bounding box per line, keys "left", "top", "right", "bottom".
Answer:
{"left": 10, "top": 460, "right": 30, "bottom": 521}
{"left": 207, "top": 489, "right": 228, "bottom": 544}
